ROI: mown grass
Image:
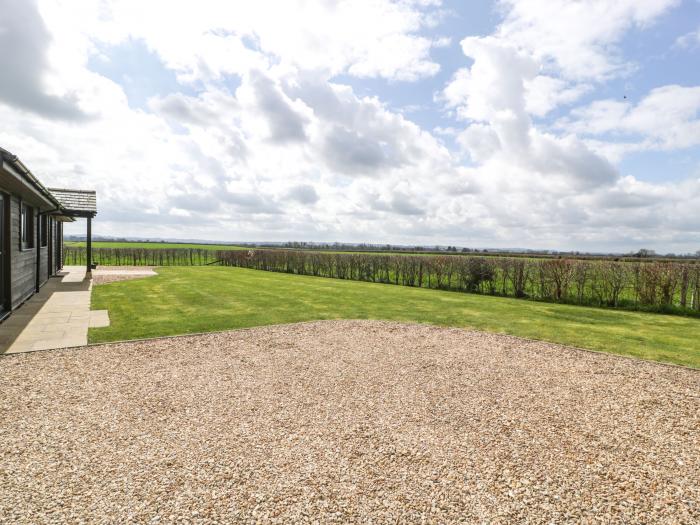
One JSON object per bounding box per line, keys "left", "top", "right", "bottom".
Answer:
{"left": 89, "top": 266, "right": 700, "bottom": 368}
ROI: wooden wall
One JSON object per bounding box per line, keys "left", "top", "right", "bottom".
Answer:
{"left": 8, "top": 195, "right": 58, "bottom": 310}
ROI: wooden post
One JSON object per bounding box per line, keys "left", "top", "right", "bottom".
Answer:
{"left": 36, "top": 210, "right": 41, "bottom": 293}
{"left": 48, "top": 218, "right": 53, "bottom": 277}
{"left": 59, "top": 222, "right": 63, "bottom": 270}
{"left": 86, "top": 216, "right": 92, "bottom": 273}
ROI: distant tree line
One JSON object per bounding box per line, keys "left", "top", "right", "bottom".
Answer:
{"left": 260, "top": 243, "right": 700, "bottom": 261}
{"left": 64, "top": 247, "right": 219, "bottom": 266}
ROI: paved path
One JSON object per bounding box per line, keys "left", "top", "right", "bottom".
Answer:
{"left": 0, "top": 266, "right": 109, "bottom": 354}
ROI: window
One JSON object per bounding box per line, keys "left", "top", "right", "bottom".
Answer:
{"left": 21, "top": 203, "right": 34, "bottom": 250}
{"left": 40, "top": 215, "right": 48, "bottom": 247}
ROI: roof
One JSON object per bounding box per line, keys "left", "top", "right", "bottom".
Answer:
{"left": 0, "top": 146, "right": 63, "bottom": 210}
{"left": 48, "top": 188, "right": 97, "bottom": 217}
{"left": 1, "top": 146, "right": 97, "bottom": 218}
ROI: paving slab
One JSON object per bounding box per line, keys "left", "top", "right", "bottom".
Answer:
{"left": 88, "top": 310, "right": 110, "bottom": 328}
{"left": 0, "top": 267, "right": 104, "bottom": 354}
{"left": 0, "top": 266, "right": 152, "bottom": 353}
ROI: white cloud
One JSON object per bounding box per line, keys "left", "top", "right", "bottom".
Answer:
{"left": 445, "top": 36, "right": 617, "bottom": 190}
{"left": 0, "top": 0, "right": 698, "bottom": 253}
{"left": 496, "top": 0, "right": 679, "bottom": 81}
{"left": 434, "top": 2, "right": 700, "bottom": 252}
{"left": 59, "top": 0, "right": 443, "bottom": 84}
{"left": 287, "top": 184, "right": 320, "bottom": 205}
{"left": 441, "top": 46, "right": 591, "bottom": 120}
{"left": 0, "top": 0, "right": 87, "bottom": 119}
{"left": 560, "top": 85, "right": 700, "bottom": 152}
{"left": 675, "top": 26, "right": 700, "bottom": 49}
{"left": 524, "top": 76, "right": 592, "bottom": 117}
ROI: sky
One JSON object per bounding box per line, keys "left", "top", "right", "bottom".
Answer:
{"left": 0, "top": 0, "right": 699, "bottom": 253}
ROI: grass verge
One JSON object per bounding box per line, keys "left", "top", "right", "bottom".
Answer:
{"left": 90, "top": 266, "right": 700, "bottom": 367}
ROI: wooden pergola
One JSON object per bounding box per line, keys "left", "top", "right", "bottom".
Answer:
{"left": 47, "top": 188, "right": 97, "bottom": 273}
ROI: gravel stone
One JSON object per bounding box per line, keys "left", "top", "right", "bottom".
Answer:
{"left": 92, "top": 266, "right": 157, "bottom": 285}
{"left": 0, "top": 320, "right": 698, "bottom": 523}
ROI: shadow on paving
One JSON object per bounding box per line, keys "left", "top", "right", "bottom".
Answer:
{"left": 0, "top": 267, "right": 104, "bottom": 354}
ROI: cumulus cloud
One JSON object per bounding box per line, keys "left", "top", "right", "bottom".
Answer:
{"left": 0, "top": 0, "right": 87, "bottom": 119}
{"left": 675, "top": 26, "right": 700, "bottom": 49}
{"left": 222, "top": 191, "right": 281, "bottom": 214}
{"left": 432, "top": 1, "right": 700, "bottom": 252}
{"left": 388, "top": 193, "right": 425, "bottom": 216}
{"left": 150, "top": 92, "right": 235, "bottom": 128}
{"left": 247, "top": 71, "right": 309, "bottom": 144}
{"left": 168, "top": 192, "right": 221, "bottom": 213}
{"left": 86, "top": 0, "right": 443, "bottom": 83}
{"left": 322, "top": 126, "right": 390, "bottom": 175}
{"left": 559, "top": 85, "right": 700, "bottom": 152}
{"left": 368, "top": 191, "right": 425, "bottom": 216}
{"left": 0, "top": 0, "right": 698, "bottom": 253}
{"left": 445, "top": 37, "right": 617, "bottom": 190}
{"left": 287, "top": 184, "right": 320, "bottom": 205}
{"left": 496, "top": 0, "right": 679, "bottom": 81}
{"left": 524, "top": 76, "right": 592, "bottom": 117}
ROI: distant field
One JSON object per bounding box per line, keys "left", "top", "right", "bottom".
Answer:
{"left": 66, "top": 241, "right": 459, "bottom": 257}
{"left": 66, "top": 241, "right": 249, "bottom": 250}
{"left": 90, "top": 266, "right": 700, "bottom": 368}
{"left": 65, "top": 240, "right": 700, "bottom": 262}
{"left": 66, "top": 241, "right": 429, "bottom": 257}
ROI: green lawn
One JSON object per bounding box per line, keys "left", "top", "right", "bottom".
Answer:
{"left": 90, "top": 266, "right": 700, "bottom": 368}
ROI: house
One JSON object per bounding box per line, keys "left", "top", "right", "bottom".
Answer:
{"left": 0, "top": 147, "right": 96, "bottom": 321}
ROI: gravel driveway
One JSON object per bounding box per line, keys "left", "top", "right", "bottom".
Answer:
{"left": 1, "top": 320, "right": 698, "bottom": 523}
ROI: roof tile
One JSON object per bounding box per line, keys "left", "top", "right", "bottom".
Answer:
{"left": 47, "top": 188, "right": 97, "bottom": 213}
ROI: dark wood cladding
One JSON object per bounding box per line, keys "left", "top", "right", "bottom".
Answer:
{"left": 0, "top": 146, "right": 94, "bottom": 315}
{"left": 7, "top": 195, "right": 56, "bottom": 309}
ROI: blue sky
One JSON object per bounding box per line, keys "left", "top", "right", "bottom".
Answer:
{"left": 87, "top": 0, "right": 700, "bottom": 184}
{"left": 1, "top": 0, "right": 699, "bottom": 252}
{"left": 88, "top": 40, "right": 189, "bottom": 110}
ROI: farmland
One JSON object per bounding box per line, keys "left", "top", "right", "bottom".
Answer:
{"left": 65, "top": 241, "right": 248, "bottom": 251}
{"left": 90, "top": 266, "right": 700, "bottom": 367}
{"left": 65, "top": 240, "right": 700, "bottom": 261}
